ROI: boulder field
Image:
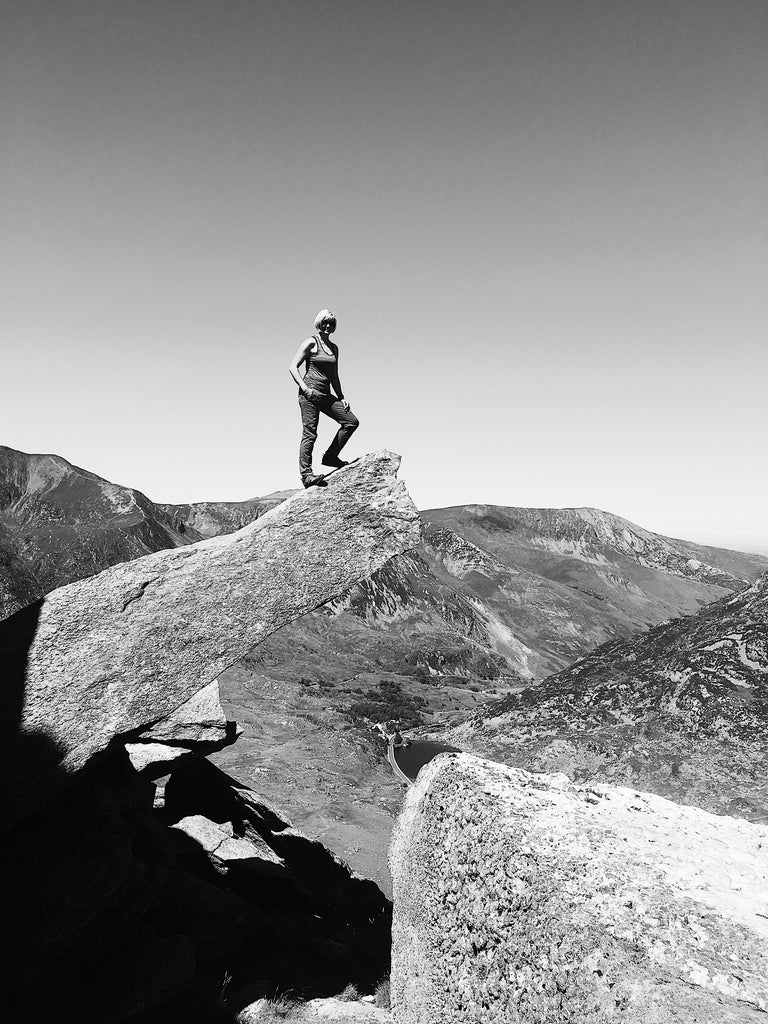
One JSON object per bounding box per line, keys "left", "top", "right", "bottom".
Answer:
{"left": 3, "top": 453, "right": 418, "bottom": 1022}
{"left": 390, "top": 753, "right": 768, "bottom": 1024}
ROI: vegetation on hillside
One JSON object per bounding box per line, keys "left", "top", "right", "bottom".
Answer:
{"left": 346, "top": 679, "right": 428, "bottom": 729}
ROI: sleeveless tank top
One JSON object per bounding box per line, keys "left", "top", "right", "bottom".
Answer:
{"left": 303, "top": 335, "right": 336, "bottom": 396}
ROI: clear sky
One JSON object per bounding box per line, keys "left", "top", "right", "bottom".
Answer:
{"left": 2, "top": 0, "right": 766, "bottom": 553}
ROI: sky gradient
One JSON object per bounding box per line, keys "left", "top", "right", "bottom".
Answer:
{"left": 2, "top": 0, "right": 766, "bottom": 552}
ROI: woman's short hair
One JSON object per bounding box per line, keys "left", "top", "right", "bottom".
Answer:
{"left": 314, "top": 309, "right": 337, "bottom": 331}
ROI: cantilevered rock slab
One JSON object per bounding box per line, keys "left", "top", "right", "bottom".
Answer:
{"left": 390, "top": 752, "right": 768, "bottom": 1024}
{"left": 1, "top": 451, "right": 419, "bottom": 825}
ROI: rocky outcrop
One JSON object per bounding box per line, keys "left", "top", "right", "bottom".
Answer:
{"left": 237, "top": 995, "right": 391, "bottom": 1022}
{"left": 4, "top": 452, "right": 417, "bottom": 1022}
{"left": 237, "top": 995, "right": 391, "bottom": 1021}
{"left": 455, "top": 572, "right": 768, "bottom": 820}
{"left": 390, "top": 753, "right": 768, "bottom": 1024}
{"left": 1, "top": 450, "right": 419, "bottom": 826}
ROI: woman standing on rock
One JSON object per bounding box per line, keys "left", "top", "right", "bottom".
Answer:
{"left": 288, "top": 309, "right": 359, "bottom": 488}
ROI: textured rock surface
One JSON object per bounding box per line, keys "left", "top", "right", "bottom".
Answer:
{"left": 303, "top": 998, "right": 390, "bottom": 1021}
{"left": 125, "top": 740, "right": 194, "bottom": 773}
{"left": 454, "top": 572, "right": 768, "bottom": 820}
{"left": 1, "top": 450, "right": 419, "bottom": 825}
{"left": 390, "top": 753, "right": 768, "bottom": 1024}
{"left": 236, "top": 996, "right": 391, "bottom": 1022}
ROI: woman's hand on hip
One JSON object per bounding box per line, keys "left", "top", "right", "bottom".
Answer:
{"left": 339, "top": 398, "right": 350, "bottom": 411}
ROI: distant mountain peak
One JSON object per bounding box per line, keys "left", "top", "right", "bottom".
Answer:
{"left": 424, "top": 502, "right": 762, "bottom": 592}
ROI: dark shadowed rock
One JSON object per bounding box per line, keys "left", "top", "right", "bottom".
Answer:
{"left": 5, "top": 452, "right": 410, "bottom": 1022}
{"left": 390, "top": 753, "right": 768, "bottom": 1024}
{"left": 11, "top": 745, "right": 393, "bottom": 1022}
{"left": 0, "top": 451, "right": 419, "bottom": 825}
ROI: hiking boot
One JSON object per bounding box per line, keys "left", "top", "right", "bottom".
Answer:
{"left": 321, "top": 454, "right": 349, "bottom": 469}
{"left": 302, "top": 473, "right": 327, "bottom": 488}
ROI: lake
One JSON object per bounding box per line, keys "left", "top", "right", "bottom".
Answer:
{"left": 393, "top": 739, "right": 461, "bottom": 783}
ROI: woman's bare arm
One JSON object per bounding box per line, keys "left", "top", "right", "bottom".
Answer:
{"left": 288, "top": 338, "right": 314, "bottom": 393}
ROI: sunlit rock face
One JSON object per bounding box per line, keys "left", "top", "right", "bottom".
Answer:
{"left": 390, "top": 753, "right": 768, "bottom": 1024}
{"left": 455, "top": 571, "right": 768, "bottom": 821}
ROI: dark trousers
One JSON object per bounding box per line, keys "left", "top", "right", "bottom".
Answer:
{"left": 298, "top": 391, "right": 359, "bottom": 479}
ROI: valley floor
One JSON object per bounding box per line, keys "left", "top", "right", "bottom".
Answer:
{"left": 210, "top": 659, "right": 501, "bottom": 890}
